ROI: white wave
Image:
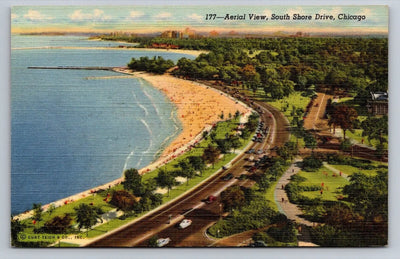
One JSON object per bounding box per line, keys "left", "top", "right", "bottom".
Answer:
{"left": 154, "top": 108, "right": 182, "bottom": 160}
{"left": 135, "top": 118, "right": 157, "bottom": 168}
{"left": 142, "top": 87, "right": 160, "bottom": 116}
{"left": 170, "top": 108, "right": 182, "bottom": 132}
{"left": 140, "top": 118, "right": 153, "bottom": 137}
{"left": 122, "top": 150, "right": 135, "bottom": 173}
{"left": 131, "top": 90, "right": 148, "bottom": 117}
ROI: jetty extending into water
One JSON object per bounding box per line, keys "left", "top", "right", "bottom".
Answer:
{"left": 28, "top": 66, "right": 119, "bottom": 71}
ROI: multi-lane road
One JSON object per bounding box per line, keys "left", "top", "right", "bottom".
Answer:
{"left": 87, "top": 87, "right": 290, "bottom": 248}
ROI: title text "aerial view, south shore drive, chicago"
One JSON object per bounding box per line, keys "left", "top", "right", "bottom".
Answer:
{"left": 205, "top": 13, "right": 366, "bottom": 21}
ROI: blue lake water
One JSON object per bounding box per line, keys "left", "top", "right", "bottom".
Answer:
{"left": 11, "top": 35, "right": 194, "bottom": 214}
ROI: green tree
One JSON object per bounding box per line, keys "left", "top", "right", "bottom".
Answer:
{"left": 302, "top": 155, "right": 323, "bottom": 171}
{"left": 267, "top": 220, "right": 297, "bottom": 243}
{"left": 240, "top": 128, "right": 251, "bottom": 139}
{"left": 202, "top": 144, "right": 221, "bottom": 168}
{"left": 74, "top": 204, "right": 104, "bottom": 237}
{"left": 148, "top": 235, "right": 159, "bottom": 247}
{"left": 220, "top": 185, "right": 245, "bottom": 212}
{"left": 178, "top": 159, "right": 195, "bottom": 185}
{"left": 267, "top": 160, "right": 284, "bottom": 180}
{"left": 234, "top": 110, "right": 241, "bottom": 119}
{"left": 216, "top": 139, "right": 232, "bottom": 154}
{"left": 361, "top": 115, "right": 388, "bottom": 145}
{"left": 277, "top": 142, "right": 298, "bottom": 160}
{"left": 155, "top": 169, "right": 176, "bottom": 196}
{"left": 32, "top": 203, "right": 43, "bottom": 223}
{"left": 122, "top": 168, "right": 143, "bottom": 196}
{"left": 258, "top": 173, "right": 270, "bottom": 191}
{"left": 210, "top": 131, "right": 217, "bottom": 142}
{"left": 329, "top": 105, "right": 358, "bottom": 140}
{"left": 188, "top": 156, "right": 206, "bottom": 176}
{"left": 47, "top": 204, "right": 56, "bottom": 216}
{"left": 230, "top": 135, "right": 242, "bottom": 152}
{"left": 343, "top": 171, "right": 388, "bottom": 221}
{"left": 11, "top": 217, "right": 25, "bottom": 247}
{"left": 304, "top": 133, "right": 317, "bottom": 151}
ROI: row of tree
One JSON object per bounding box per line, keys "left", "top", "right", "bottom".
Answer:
{"left": 127, "top": 56, "right": 175, "bottom": 74}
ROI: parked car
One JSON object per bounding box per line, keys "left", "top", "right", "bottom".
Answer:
{"left": 179, "top": 219, "right": 192, "bottom": 229}
{"left": 157, "top": 237, "right": 171, "bottom": 247}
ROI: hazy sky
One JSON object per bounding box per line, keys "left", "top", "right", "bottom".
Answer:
{"left": 11, "top": 5, "right": 388, "bottom": 34}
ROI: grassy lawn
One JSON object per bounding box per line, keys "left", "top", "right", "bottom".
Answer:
{"left": 264, "top": 181, "right": 278, "bottom": 211}
{"left": 344, "top": 129, "right": 387, "bottom": 149}
{"left": 297, "top": 166, "right": 349, "bottom": 201}
{"left": 21, "top": 187, "right": 121, "bottom": 234}
{"left": 325, "top": 162, "right": 387, "bottom": 177}
{"left": 335, "top": 97, "right": 353, "bottom": 103}
{"left": 267, "top": 92, "right": 310, "bottom": 116}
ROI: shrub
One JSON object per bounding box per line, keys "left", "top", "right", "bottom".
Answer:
{"left": 302, "top": 155, "right": 323, "bottom": 171}
{"left": 267, "top": 221, "right": 297, "bottom": 243}
{"left": 110, "top": 190, "right": 138, "bottom": 212}
{"left": 252, "top": 232, "right": 269, "bottom": 244}
{"left": 208, "top": 195, "right": 278, "bottom": 237}
{"left": 340, "top": 139, "right": 352, "bottom": 152}
{"left": 41, "top": 214, "right": 73, "bottom": 234}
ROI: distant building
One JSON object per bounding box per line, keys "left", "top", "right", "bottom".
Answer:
{"left": 161, "top": 28, "right": 198, "bottom": 39}
{"left": 367, "top": 92, "right": 388, "bottom": 115}
{"left": 209, "top": 30, "right": 219, "bottom": 37}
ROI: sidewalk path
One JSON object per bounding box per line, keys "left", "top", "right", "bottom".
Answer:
{"left": 274, "top": 158, "right": 314, "bottom": 227}
{"left": 274, "top": 158, "right": 319, "bottom": 246}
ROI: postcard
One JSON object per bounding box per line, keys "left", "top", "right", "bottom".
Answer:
{"left": 11, "top": 5, "right": 388, "bottom": 248}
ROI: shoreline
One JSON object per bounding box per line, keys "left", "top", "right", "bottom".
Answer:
{"left": 13, "top": 69, "right": 251, "bottom": 221}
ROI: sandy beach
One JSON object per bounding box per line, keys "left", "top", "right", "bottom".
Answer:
{"left": 14, "top": 69, "right": 251, "bottom": 221}
{"left": 134, "top": 72, "right": 251, "bottom": 168}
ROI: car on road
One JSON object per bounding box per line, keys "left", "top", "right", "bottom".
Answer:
{"left": 222, "top": 173, "right": 234, "bottom": 181}
{"left": 157, "top": 237, "right": 171, "bottom": 247}
{"left": 245, "top": 148, "right": 255, "bottom": 154}
{"left": 250, "top": 240, "right": 267, "bottom": 247}
{"left": 205, "top": 195, "right": 217, "bottom": 204}
{"left": 179, "top": 219, "right": 192, "bottom": 229}
{"left": 249, "top": 166, "right": 257, "bottom": 173}
{"left": 222, "top": 164, "right": 230, "bottom": 170}
{"left": 256, "top": 149, "right": 264, "bottom": 155}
